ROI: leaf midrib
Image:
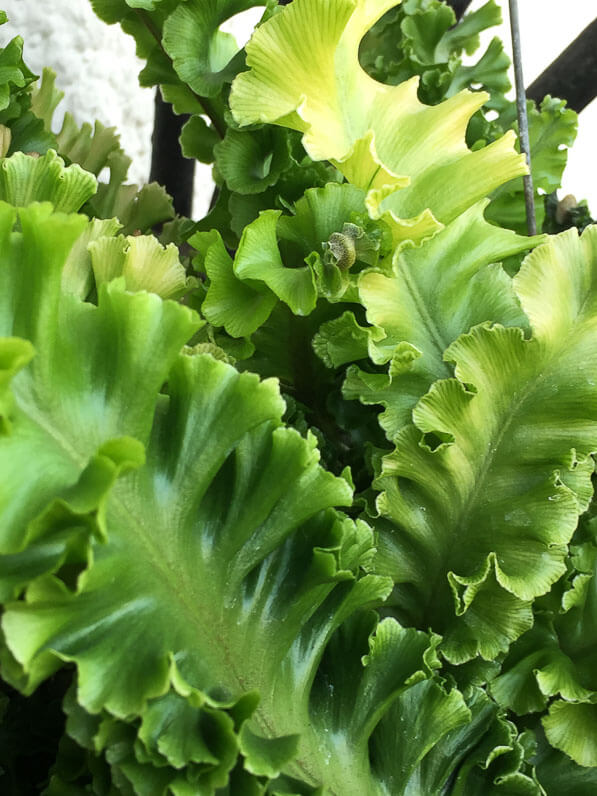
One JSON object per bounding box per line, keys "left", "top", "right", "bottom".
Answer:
{"left": 398, "top": 258, "right": 453, "bottom": 378}
{"left": 19, "top": 380, "right": 353, "bottom": 793}
{"left": 446, "top": 314, "right": 594, "bottom": 584}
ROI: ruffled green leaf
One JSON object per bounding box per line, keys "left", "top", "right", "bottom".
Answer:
{"left": 0, "top": 435, "right": 144, "bottom": 601}
{"left": 490, "top": 617, "right": 591, "bottom": 716}
{"left": 0, "top": 35, "right": 36, "bottom": 116}
{"left": 196, "top": 228, "right": 278, "bottom": 337}
{"left": 492, "top": 535, "right": 597, "bottom": 768}
{"left": 234, "top": 210, "right": 317, "bottom": 315}
{"left": 534, "top": 726, "right": 597, "bottom": 795}
{"left": 558, "top": 539, "right": 597, "bottom": 668}
{"left": 359, "top": 0, "right": 510, "bottom": 113}
{"left": 0, "top": 200, "right": 483, "bottom": 793}
{"left": 89, "top": 159, "right": 175, "bottom": 233}
{"left": 199, "top": 209, "right": 318, "bottom": 334}
{"left": 488, "top": 97, "right": 578, "bottom": 236}
{"left": 226, "top": 158, "right": 345, "bottom": 242}
{"left": 367, "top": 0, "right": 503, "bottom": 73}
{"left": 55, "top": 683, "right": 246, "bottom": 794}
{"left": 0, "top": 150, "right": 97, "bottom": 212}
{"left": 443, "top": 0, "right": 501, "bottom": 53}
{"left": 361, "top": 199, "right": 540, "bottom": 368}
{"left": 277, "top": 183, "right": 368, "bottom": 256}
{"left": 0, "top": 32, "right": 50, "bottom": 161}
{"left": 371, "top": 226, "right": 597, "bottom": 662}
{"left": 179, "top": 114, "right": 219, "bottom": 163}
{"left": 133, "top": 691, "right": 241, "bottom": 787}
{"left": 89, "top": 233, "right": 197, "bottom": 298}
{"left": 239, "top": 725, "right": 299, "bottom": 778}
{"left": 448, "top": 36, "right": 511, "bottom": 107}
{"left": 408, "top": 689, "right": 542, "bottom": 795}
{"left": 0, "top": 336, "right": 34, "bottom": 435}
{"left": 214, "top": 126, "right": 293, "bottom": 194}
{"left": 279, "top": 182, "right": 393, "bottom": 289}
{"left": 370, "top": 679, "right": 471, "bottom": 791}
{"left": 230, "top": 0, "right": 527, "bottom": 241}
{"left": 119, "top": 181, "right": 175, "bottom": 234}
{"left": 451, "top": 721, "right": 543, "bottom": 795}
{"left": 30, "top": 68, "right": 64, "bottom": 129}
{"left": 279, "top": 182, "right": 392, "bottom": 302}
{"left": 163, "top": 0, "right": 266, "bottom": 98}
{"left": 342, "top": 343, "right": 427, "bottom": 442}
{"left": 161, "top": 82, "right": 206, "bottom": 116}
{"left": 519, "top": 97, "right": 578, "bottom": 196}
{"left": 312, "top": 310, "right": 383, "bottom": 369}
{"left": 54, "top": 108, "right": 174, "bottom": 230}
{"left": 56, "top": 113, "right": 123, "bottom": 177}
{"left": 398, "top": 0, "right": 457, "bottom": 64}
{"left": 61, "top": 217, "right": 122, "bottom": 299}
{"left": 543, "top": 702, "right": 597, "bottom": 768}
{"left": 303, "top": 613, "right": 466, "bottom": 792}
{"left": 203, "top": 182, "right": 393, "bottom": 336}
{"left": 346, "top": 199, "right": 544, "bottom": 438}
{"left": 0, "top": 202, "right": 199, "bottom": 552}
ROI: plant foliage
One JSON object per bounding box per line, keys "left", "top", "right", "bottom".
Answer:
{"left": 0, "top": 1, "right": 596, "bottom": 793}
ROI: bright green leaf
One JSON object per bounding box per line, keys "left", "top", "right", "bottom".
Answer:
{"left": 372, "top": 227, "right": 597, "bottom": 661}
{"left": 0, "top": 150, "right": 97, "bottom": 212}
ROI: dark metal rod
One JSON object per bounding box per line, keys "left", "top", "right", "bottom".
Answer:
{"left": 508, "top": 0, "right": 536, "bottom": 236}
{"left": 526, "top": 19, "right": 597, "bottom": 113}
{"left": 149, "top": 89, "right": 195, "bottom": 218}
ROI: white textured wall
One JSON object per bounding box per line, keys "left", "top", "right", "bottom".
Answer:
{"left": 2, "top": 0, "right": 154, "bottom": 187}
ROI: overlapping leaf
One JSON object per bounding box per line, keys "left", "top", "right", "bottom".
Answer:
{"left": 12, "top": 62, "right": 176, "bottom": 232}
{"left": 230, "top": 0, "right": 527, "bottom": 242}
{"left": 0, "top": 31, "right": 36, "bottom": 115}
{"left": 4, "top": 0, "right": 595, "bottom": 786}
{"left": 162, "top": 0, "right": 266, "bottom": 98}
{"left": 0, "top": 27, "right": 47, "bottom": 158}
{"left": 89, "top": 234, "right": 196, "bottom": 298}
{"left": 214, "top": 126, "right": 293, "bottom": 195}
{"left": 1, "top": 200, "right": 505, "bottom": 793}
{"left": 0, "top": 150, "right": 97, "bottom": 212}
{"left": 47, "top": 683, "right": 255, "bottom": 793}
{"left": 359, "top": 0, "right": 511, "bottom": 112}
{"left": 487, "top": 97, "right": 579, "bottom": 236}
{"left": 533, "top": 723, "right": 597, "bottom": 794}
{"left": 371, "top": 226, "right": 597, "bottom": 662}
{"left": 0, "top": 198, "right": 547, "bottom": 791}
{"left": 55, "top": 112, "right": 175, "bottom": 232}
{"left": 196, "top": 182, "right": 389, "bottom": 337}
{"left": 491, "top": 515, "right": 597, "bottom": 768}
{"left": 332, "top": 199, "right": 544, "bottom": 437}
{"left": 0, "top": 34, "right": 58, "bottom": 157}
